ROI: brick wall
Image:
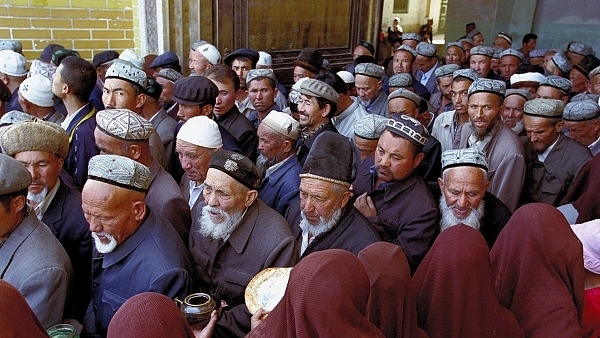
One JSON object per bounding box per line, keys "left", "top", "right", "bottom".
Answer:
{"left": 0, "top": 0, "right": 135, "bottom": 62}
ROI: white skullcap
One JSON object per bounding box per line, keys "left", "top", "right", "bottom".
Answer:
{"left": 510, "top": 72, "right": 546, "bottom": 85}
{"left": 19, "top": 74, "right": 54, "bottom": 107}
{"left": 257, "top": 51, "right": 272, "bottom": 67}
{"left": 195, "top": 43, "right": 220, "bottom": 65}
{"left": 177, "top": 116, "right": 222, "bottom": 148}
{"left": 261, "top": 110, "right": 299, "bottom": 140}
{"left": 336, "top": 70, "right": 355, "bottom": 84}
{"left": 118, "top": 49, "right": 145, "bottom": 70}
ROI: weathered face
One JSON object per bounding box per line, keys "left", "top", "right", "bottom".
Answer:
{"left": 523, "top": 114, "right": 562, "bottom": 153}
{"left": 439, "top": 166, "right": 488, "bottom": 220}
{"left": 501, "top": 95, "right": 526, "bottom": 128}
{"left": 450, "top": 80, "right": 471, "bottom": 115}
{"left": 189, "top": 49, "right": 211, "bottom": 75}
{"left": 569, "top": 68, "right": 589, "bottom": 94}
{"left": 468, "top": 92, "right": 503, "bottom": 138}
{"left": 374, "top": 130, "right": 423, "bottom": 182}
{"left": 175, "top": 139, "right": 214, "bottom": 184}
{"left": 437, "top": 75, "right": 453, "bottom": 100}
{"left": 354, "top": 135, "right": 379, "bottom": 161}
{"left": 211, "top": 79, "right": 237, "bottom": 116}
{"left": 14, "top": 151, "right": 63, "bottom": 195}
{"left": 293, "top": 66, "right": 315, "bottom": 83}
{"left": 563, "top": 119, "right": 600, "bottom": 147}
{"left": 297, "top": 94, "right": 328, "bottom": 130}
{"left": 499, "top": 55, "right": 521, "bottom": 80}
{"left": 247, "top": 78, "right": 277, "bottom": 113}
{"left": 388, "top": 98, "right": 419, "bottom": 118}
{"left": 393, "top": 50, "right": 414, "bottom": 74}
{"left": 231, "top": 59, "right": 253, "bottom": 89}
{"left": 102, "top": 78, "right": 140, "bottom": 111}
{"left": 445, "top": 46, "right": 465, "bottom": 66}
{"left": 203, "top": 168, "right": 252, "bottom": 223}
{"left": 155, "top": 76, "right": 174, "bottom": 108}
{"left": 299, "top": 177, "right": 350, "bottom": 226}
{"left": 473, "top": 33, "right": 484, "bottom": 46}
{"left": 257, "top": 123, "right": 289, "bottom": 161}
{"left": 354, "top": 74, "right": 382, "bottom": 104}
{"left": 470, "top": 55, "right": 491, "bottom": 77}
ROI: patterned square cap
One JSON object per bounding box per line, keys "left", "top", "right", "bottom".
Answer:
{"left": 96, "top": 109, "right": 155, "bottom": 141}
{"left": 441, "top": 148, "right": 488, "bottom": 171}
{"left": 88, "top": 154, "right": 151, "bottom": 192}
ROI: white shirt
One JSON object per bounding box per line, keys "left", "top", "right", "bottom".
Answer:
{"left": 60, "top": 104, "right": 88, "bottom": 130}
{"left": 537, "top": 135, "right": 561, "bottom": 163}
{"left": 33, "top": 180, "right": 61, "bottom": 219}
{"left": 188, "top": 181, "right": 204, "bottom": 209}
{"left": 300, "top": 231, "right": 316, "bottom": 256}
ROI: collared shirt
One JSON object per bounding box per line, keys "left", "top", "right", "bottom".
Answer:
{"left": 537, "top": 134, "right": 561, "bottom": 163}
{"left": 468, "top": 131, "right": 493, "bottom": 152}
{"left": 419, "top": 65, "right": 436, "bottom": 86}
{"left": 60, "top": 104, "right": 87, "bottom": 130}
{"left": 300, "top": 231, "right": 315, "bottom": 256}
{"left": 149, "top": 109, "right": 161, "bottom": 123}
{"left": 188, "top": 181, "right": 204, "bottom": 209}
{"left": 588, "top": 136, "right": 600, "bottom": 154}
{"left": 332, "top": 99, "right": 368, "bottom": 139}
{"left": 264, "top": 155, "right": 291, "bottom": 180}
{"left": 32, "top": 180, "right": 61, "bottom": 219}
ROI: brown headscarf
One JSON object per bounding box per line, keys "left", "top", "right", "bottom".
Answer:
{"left": 107, "top": 292, "right": 195, "bottom": 338}
{"left": 0, "top": 280, "right": 49, "bottom": 338}
{"left": 246, "top": 249, "right": 385, "bottom": 338}
{"left": 358, "top": 242, "right": 428, "bottom": 338}
{"left": 561, "top": 153, "right": 600, "bottom": 223}
{"left": 490, "top": 203, "right": 584, "bottom": 337}
{"left": 412, "top": 224, "right": 523, "bottom": 338}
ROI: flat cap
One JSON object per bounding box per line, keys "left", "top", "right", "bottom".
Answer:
{"left": 453, "top": 68, "right": 479, "bottom": 82}
{"left": 354, "top": 114, "right": 388, "bottom": 140}
{"left": 396, "top": 45, "right": 417, "bottom": 58}
{"left": 144, "top": 77, "right": 162, "bottom": 100}
{"left": 177, "top": 115, "right": 222, "bottom": 148}
{"left": 118, "top": 49, "right": 145, "bottom": 70}
{"left": 505, "top": 88, "right": 532, "bottom": 101}
{"left": 574, "top": 55, "right": 600, "bottom": 78}
{"left": 389, "top": 73, "right": 413, "bottom": 88}
{"left": 401, "top": 33, "right": 421, "bottom": 42}
{"left": 468, "top": 78, "right": 506, "bottom": 98}
{"left": 195, "top": 43, "right": 221, "bottom": 65}
{"left": 510, "top": 72, "right": 546, "bottom": 85}
{"left": 416, "top": 42, "right": 437, "bottom": 57}
{"left": 385, "top": 114, "right": 429, "bottom": 148}
{"left": 209, "top": 149, "right": 260, "bottom": 190}
{"left": 563, "top": 100, "right": 600, "bottom": 121}
{"left": 0, "top": 153, "right": 31, "bottom": 195}
{"left": 92, "top": 50, "right": 119, "bottom": 67}
{"left": 224, "top": 48, "right": 259, "bottom": 67}
{"left": 172, "top": 76, "right": 219, "bottom": 106}
{"left": 336, "top": 71, "right": 355, "bottom": 84}
{"left": 0, "top": 40, "right": 22, "bottom": 53}
{"left": 39, "top": 44, "right": 64, "bottom": 63}
{"left": 261, "top": 110, "right": 299, "bottom": 140}
{"left": 570, "top": 92, "right": 600, "bottom": 103}
{"left": 529, "top": 49, "right": 548, "bottom": 58}
{"left": 105, "top": 62, "right": 148, "bottom": 90}
{"left": 496, "top": 32, "right": 512, "bottom": 45}
{"left": 446, "top": 42, "right": 464, "bottom": 52}
{"left": 0, "top": 110, "right": 35, "bottom": 127}
{"left": 354, "top": 63, "right": 384, "bottom": 79}
{"left": 88, "top": 154, "right": 151, "bottom": 192}
{"left": 523, "top": 98, "right": 564, "bottom": 118}
{"left": 435, "top": 64, "right": 460, "bottom": 78}
{"left": 569, "top": 42, "right": 595, "bottom": 56}
{"left": 292, "top": 78, "right": 339, "bottom": 104}
{"left": 441, "top": 148, "right": 488, "bottom": 172}
{"left": 357, "top": 40, "right": 375, "bottom": 55}
{"left": 246, "top": 69, "right": 276, "bottom": 85}
{"left": 551, "top": 52, "right": 572, "bottom": 74}
{"left": 293, "top": 48, "right": 323, "bottom": 74}
{"left": 1, "top": 120, "right": 69, "bottom": 158}
{"left": 500, "top": 48, "right": 524, "bottom": 61}
{"left": 470, "top": 46, "right": 494, "bottom": 58}
{"left": 96, "top": 109, "right": 155, "bottom": 141}
{"left": 388, "top": 88, "right": 421, "bottom": 107}
{"left": 300, "top": 131, "right": 353, "bottom": 187}
{"left": 540, "top": 75, "right": 572, "bottom": 95}
{"left": 148, "top": 51, "right": 180, "bottom": 69}
{"left": 155, "top": 68, "right": 184, "bottom": 83}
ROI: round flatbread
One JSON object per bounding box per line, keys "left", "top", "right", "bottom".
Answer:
{"left": 245, "top": 267, "right": 292, "bottom": 315}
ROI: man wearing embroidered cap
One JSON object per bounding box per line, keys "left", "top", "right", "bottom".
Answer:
{"left": 1, "top": 120, "right": 92, "bottom": 321}
{"left": 493, "top": 32, "right": 512, "bottom": 50}
{"left": 501, "top": 89, "right": 531, "bottom": 136}
{"left": 445, "top": 42, "right": 466, "bottom": 66}
{"left": 189, "top": 41, "right": 220, "bottom": 76}
{"left": 82, "top": 154, "right": 192, "bottom": 337}
{"left": 354, "top": 62, "right": 388, "bottom": 117}
{"left": 94, "top": 108, "right": 191, "bottom": 243}
{"left": 0, "top": 49, "right": 28, "bottom": 112}
{"left": 457, "top": 78, "right": 525, "bottom": 212}
{"left": 570, "top": 55, "right": 600, "bottom": 95}
{"left": 521, "top": 98, "right": 591, "bottom": 206}
{"left": 401, "top": 33, "right": 421, "bottom": 49}
{"left": 588, "top": 65, "right": 600, "bottom": 95}
{"left": 256, "top": 111, "right": 302, "bottom": 215}
{"left": 353, "top": 114, "right": 439, "bottom": 272}
{"left": 431, "top": 64, "right": 460, "bottom": 114}
{"left": 190, "top": 149, "right": 296, "bottom": 338}
{"left": 0, "top": 153, "right": 72, "bottom": 328}
{"left": 155, "top": 67, "right": 184, "bottom": 118}
{"left": 544, "top": 52, "right": 572, "bottom": 78}
{"left": 415, "top": 42, "right": 441, "bottom": 96}
{"left": 391, "top": 45, "right": 432, "bottom": 104}
{"left": 563, "top": 100, "right": 600, "bottom": 155}
{"left": 537, "top": 75, "right": 571, "bottom": 103}
{"left": 499, "top": 48, "right": 523, "bottom": 82}
{"left": 90, "top": 50, "right": 119, "bottom": 112}
{"left": 353, "top": 114, "right": 388, "bottom": 161}
{"left": 470, "top": 46, "right": 506, "bottom": 83}
{"left": 17, "top": 74, "right": 64, "bottom": 124}
{"left": 244, "top": 68, "right": 279, "bottom": 128}
{"left": 567, "top": 42, "right": 596, "bottom": 67}
{"left": 438, "top": 148, "right": 512, "bottom": 248}
{"left": 224, "top": 48, "right": 259, "bottom": 114}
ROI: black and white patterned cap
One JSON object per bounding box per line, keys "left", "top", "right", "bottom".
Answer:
{"left": 540, "top": 75, "right": 572, "bottom": 95}
{"left": 389, "top": 73, "right": 413, "bottom": 88}
{"left": 563, "top": 100, "right": 600, "bottom": 121}
{"left": 96, "top": 109, "right": 155, "bottom": 141}
{"left": 453, "top": 68, "right": 479, "bottom": 82}
{"left": 396, "top": 45, "right": 417, "bottom": 58}
{"left": 470, "top": 46, "right": 494, "bottom": 58}
{"left": 106, "top": 62, "right": 148, "bottom": 90}
{"left": 551, "top": 52, "right": 573, "bottom": 74}
{"left": 354, "top": 114, "right": 388, "bottom": 140}
{"left": 355, "top": 63, "right": 385, "bottom": 79}
{"left": 435, "top": 64, "right": 460, "bottom": 78}
{"left": 467, "top": 78, "right": 506, "bottom": 98}
{"left": 441, "top": 148, "right": 488, "bottom": 171}
{"left": 88, "top": 154, "right": 151, "bottom": 192}
{"left": 416, "top": 42, "right": 437, "bottom": 57}
{"left": 388, "top": 88, "right": 421, "bottom": 107}
{"left": 401, "top": 33, "right": 421, "bottom": 42}
{"left": 568, "top": 42, "right": 596, "bottom": 56}
{"left": 499, "top": 48, "right": 524, "bottom": 61}
{"left": 385, "top": 114, "right": 429, "bottom": 148}
{"left": 523, "top": 98, "right": 565, "bottom": 118}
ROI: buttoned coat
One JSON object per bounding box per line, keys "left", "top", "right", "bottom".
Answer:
{"left": 258, "top": 155, "right": 302, "bottom": 216}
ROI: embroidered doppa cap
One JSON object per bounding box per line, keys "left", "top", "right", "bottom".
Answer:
{"left": 196, "top": 43, "right": 221, "bottom": 65}
{"left": 563, "top": 100, "right": 600, "bottom": 121}
{"left": 523, "top": 98, "right": 564, "bottom": 118}
{"left": 355, "top": 63, "right": 385, "bottom": 79}
{"left": 510, "top": 72, "right": 546, "bottom": 85}
{"left": 467, "top": 78, "right": 506, "bottom": 98}
{"left": 261, "top": 110, "right": 299, "bottom": 140}
{"left": 499, "top": 48, "right": 524, "bottom": 61}
{"left": 28, "top": 59, "right": 56, "bottom": 80}
{"left": 568, "top": 42, "right": 595, "bottom": 57}
{"left": 246, "top": 69, "right": 276, "bottom": 85}
{"left": 209, "top": 149, "right": 260, "bottom": 190}
{"left": 0, "top": 50, "right": 27, "bottom": 77}
{"left": 118, "top": 49, "right": 145, "bottom": 70}
{"left": 441, "top": 148, "right": 488, "bottom": 172}
{"left": 106, "top": 62, "right": 148, "bottom": 90}
{"left": 540, "top": 75, "right": 571, "bottom": 95}
{"left": 1, "top": 120, "right": 69, "bottom": 158}
{"left": 0, "top": 40, "right": 22, "bottom": 53}
{"left": 88, "top": 154, "right": 151, "bottom": 192}
{"left": 446, "top": 42, "right": 464, "bottom": 52}
{"left": 505, "top": 89, "right": 532, "bottom": 101}
{"left": 453, "top": 68, "right": 479, "bottom": 82}
{"left": 96, "top": 109, "right": 155, "bottom": 141}
{"left": 396, "top": 45, "right": 417, "bottom": 58}
{"left": 155, "top": 68, "right": 184, "bottom": 83}
{"left": 529, "top": 49, "right": 548, "bottom": 58}
{"left": 470, "top": 46, "right": 494, "bottom": 58}
{"left": 588, "top": 65, "right": 600, "bottom": 79}
{"left": 571, "top": 220, "right": 600, "bottom": 274}
{"left": 177, "top": 115, "right": 222, "bottom": 148}
{"left": 385, "top": 114, "right": 429, "bottom": 148}
{"left": 389, "top": 73, "right": 413, "bottom": 88}
{"left": 354, "top": 114, "right": 388, "bottom": 140}
{"left": 434, "top": 64, "right": 460, "bottom": 78}
{"left": 401, "top": 33, "right": 421, "bottom": 42}
{"left": 387, "top": 88, "right": 421, "bottom": 107}
{"left": 19, "top": 75, "right": 54, "bottom": 107}
{"left": 570, "top": 92, "right": 600, "bottom": 104}
{"left": 292, "top": 78, "right": 339, "bottom": 104}
{"left": 0, "top": 153, "right": 31, "bottom": 195}
{"left": 551, "top": 52, "right": 572, "bottom": 74}
{"left": 257, "top": 51, "right": 272, "bottom": 67}
{"left": 300, "top": 131, "right": 354, "bottom": 186}
{"left": 492, "top": 47, "right": 503, "bottom": 60}
{"left": 573, "top": 55, "right": 600, "bottom": 78}
{"left": 0, "top": 110, "right": 35, "bottom": 127}
{"left": 416, "top": 42, "right": 437, "bottom": 57}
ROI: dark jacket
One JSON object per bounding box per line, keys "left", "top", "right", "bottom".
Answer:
{"left": 295, "top": 121, "right": 338, "bottom": 166}
{"left": 63, "top": 103, "right": 99, "bottom": 188}
{"left": 258, "top": 155, "right": 302, "bottom": 216}
{"left": 214, "top": 106, "right": 258, "bottom": 162}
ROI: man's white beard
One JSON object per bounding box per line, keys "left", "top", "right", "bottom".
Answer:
{"left": 299, "top": 207, "right": 343, "bottom": 238}
{"left": 357, "top": 98, "right": 372, "bottom": 108}
{"left": 27, "top": 187, "right": 48, "bottom": 206}
{"left": 511, "top": 119, "right": 524, "bottom": 134}
{"left": 199, "top": 205, "right": 244, "bottom": 241}
{"left": 439, "top": 195, "right": 485, "bottom": 232}
{"left": 92, "top": 231, "right": 118, "bottom": 253}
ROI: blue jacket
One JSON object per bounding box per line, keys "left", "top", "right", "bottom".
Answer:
{"left": 258, "top": 155, "right": 302, "bottom": 216}
{"left": 63, "top": 103, "right": 99, "bottom": 188}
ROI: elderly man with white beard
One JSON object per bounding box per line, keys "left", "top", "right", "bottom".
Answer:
{"left": 438, "top": 148, "right": 512, "bottom": 248}
{"left": 189, "top": 149, "right": 297, "bottom": 338}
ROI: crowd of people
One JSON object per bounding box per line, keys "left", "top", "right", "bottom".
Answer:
{"left": 0, "top": 19, "right": 600, "bottom": 337}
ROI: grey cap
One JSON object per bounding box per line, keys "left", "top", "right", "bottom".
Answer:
{"left": 551, "top": 52, "right": 573, "bottom": 74}
{"left": 458, "top": 38, "right": 474, "bottom": 47}
{"left": 505, "top": 89, "right": 532, "bottom": 101}
{"left": 292, "top": 78, "right": 339, "bottom": 104}
{"left": 569, "top": 42, "right": 595, "bottom": 56}
{"left": 401, "top": 33, "right": 421, "bottom": 42}
{"left": 441, "top": 148, "right": 488, "bottom": 172}
{"left": 156, "top": 68, "right": 184, "bottom": 83}
{"left": 354, "top": 114, "right": 388, "bottom": 140}
{"left": 388, "top": 88, "right": 421, "bottom": 107}
{"left": 492, "top": 47, "right": 504, "bottom": 59}
{"left": 88, "top": 154, "right": 151, "bottom": 192}
{"left": 540, "top": 75, "right": 572, "bottom": 95}
{"left": 563, "top": 100, "right": 600, "bottom": 121}
{"left": 96, "top": 109, "right": 155, "bottom": 141}
{"left": 388, "top": 73, "right": 413, "bottom": 88}
{"left": 0, "top": 153, "right": 31, "bottom": 195}
{"left": 529, "top": 49, "right": 548, "bottom": 58}
{"left": 500, "top": 48, "right": 524, "bottom": 61}
{"left": 470, "top": 46, "right": 494, "bottom": 58}
{"left": 416, "top": 42, "right": 437, "bottom": 57}
{"left": 0, "top": 110, "right": 35, "bottom": 127}
{"left": 589, "top": 65, "right": 600, "bottom": 79}
{"left": 467, "top": 78, "right": 506, "bottom": 98}
{"left": 354, "top": 63, "right": 384, "bottom": 79}
{"left": 570, "top": 92, "right": 600, "bottom": 103}
{"left": 0, "top": 40, "right": 22, "bottom": 53}
{"left": 523, "top": 98, "right": 565, "bottom": 118}
{"left": 453, "top": 68, "right": 479, "bottom": 82}
{"left": 434, "top": 64, "right": 460, "bottom": 78}
{"left": 106, "top": 62, "right": 148, "bottom": 90}
{"left": 385, "top": 114, "right": 429, "bottom": 148}
{"left": 446, "top": 42, "right": 464, "bottom": 51}
{"left": 396, "top": 45, "right": 417, "bottom": 58}
{"left": 246, "top": 68, "right": 277, "bottom": 85}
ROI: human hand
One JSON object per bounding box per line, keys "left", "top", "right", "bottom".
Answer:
{"left": 354, "top": 193, "right": 377, "bottom": 218}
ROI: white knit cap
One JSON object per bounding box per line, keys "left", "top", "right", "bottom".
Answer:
{"left": 195, "top": 43, "right": 221, "bottom": 65}
{"left": 177, "top": 116, "right": 223, "bottom": 148}
{"left": 571, "top": 220, "right": 600, "bottom": 274}
{"left": 19, "top": 74, "right": 54, "bottom": 107}
{"left": 261, "top": 110, "right": 299, "bottom": 140}
{"left": 510, "top": 72, "right": 546, "bottom": 85}
{"left": 0, "top": 50, "right": 27, "bottom": 77}
{"left": 118, "top": 49, "right": 145, "bottom": 70}
{"left": 257, "top": 51, "right": 272, "bottom": 67}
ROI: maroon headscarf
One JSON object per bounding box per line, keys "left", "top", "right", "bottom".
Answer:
{"left": 561, "top": 153, "right": 600, "bottom": 223}
{"left": 358, "top": 242, "right": 428, "bottom": 338}
{"left": 246, "top": 249, "right": 385, "bottom": 338}
{"left": 490, "top": 203, "right": 584, "bottom": 337}
{"left": 107, "top": 292, "right": 195, "bottom": 338}
{"left": 412, "top": 224, "right": 523, "bottom": 338}
{"left": 0, "top": 280, "right": 49, "bottom": 338}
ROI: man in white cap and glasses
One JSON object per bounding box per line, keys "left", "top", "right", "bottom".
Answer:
{"left": 189, "top": 41, "right": 221, "bottom": 76}
{"left": 18, "top": 74, "right": 64, "bottom": 124}
{"left": 0, "top": 49, "right": 28, "bottom": 112}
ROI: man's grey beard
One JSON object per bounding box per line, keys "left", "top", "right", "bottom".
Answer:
{"left": 357, "top": 98, "right": 372, "bottom": 108}
{"left": 27, "top": 187, "right": 48, "bottom": 206}
{"left": 511, "top": 119, "right": 524, "bottom": 134}
{"left": 439, "top": 194, "right": 485, "bottom": 232}
{"left": 472, "top": 119, "right": 497, "bottom": 139}
{"left": 198, "top": 205, "right": 245, "bottom": 241}
{"left": 256, "top": 153, "right": 279, "bottom": 179}
{"left": 299, "top": 207, "right": 343, "bottom": 238}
